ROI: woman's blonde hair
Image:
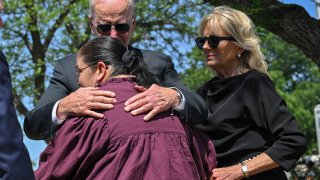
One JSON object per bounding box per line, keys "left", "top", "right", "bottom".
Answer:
{"left": 199, "top": 6, "right": 268, "bottom": 75}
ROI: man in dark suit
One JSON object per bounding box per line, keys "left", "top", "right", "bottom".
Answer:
{"left": 24, "top": 0, "right": 207, "bottom": 140}
{"left": 1, "top": 1, "right": 35, "bottom": 176}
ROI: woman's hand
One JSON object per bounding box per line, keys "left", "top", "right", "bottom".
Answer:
{"left": 209, "top": 164, "right": 243, "bottom": 180}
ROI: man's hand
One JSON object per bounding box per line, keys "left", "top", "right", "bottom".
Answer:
{"left": 124, "top": 84, "right": 180, "bottom": 121}
{"left": 57, "top": 87, "right": 116, "bottom": 120}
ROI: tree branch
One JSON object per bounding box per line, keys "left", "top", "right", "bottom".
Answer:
{"left": 43, "top": 0, "right": 80, "bottom": 50}
{"left": 12, "top": 89, "right": 28, "bottom": 117}
{"left": 205, "top": 0, "right": 320, "bottom": 67}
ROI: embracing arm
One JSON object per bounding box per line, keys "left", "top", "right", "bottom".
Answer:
{"left": 24, "top": 56, "right": 75, "bottom": 140}
{"left": 24, "top": 55, "right": 116, "bottom": 140}
{"left": 160, "top": 54, "right": 207, "bottom": 124}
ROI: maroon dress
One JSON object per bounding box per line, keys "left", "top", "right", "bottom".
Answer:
{"left": 35, "top": 78, "right": 216, "bottom": 180}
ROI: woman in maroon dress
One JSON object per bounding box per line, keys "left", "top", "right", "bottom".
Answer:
{"left": 35, "top": 36, "right": 216, "bottom": 180}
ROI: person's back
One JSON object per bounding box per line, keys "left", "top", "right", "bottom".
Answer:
{"left": 35, "top": 36, "right": 216, "bottom": 180}
{"left": 88, "top": 78, "right": 215, "bottom": 179}
{"left": 105, "top": 78, "right": 187, "bottom": 141}
{"left": 36, "top": 78, "right": 216, "bottom": 180}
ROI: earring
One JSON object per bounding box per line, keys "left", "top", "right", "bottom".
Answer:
{"left": 237, "top": 54, "right": 242, "bottom": 59}
{"left": 95, "top": 81, "right": 101, "bottom": 87}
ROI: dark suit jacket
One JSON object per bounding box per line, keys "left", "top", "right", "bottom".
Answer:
{"left": 24, "top": 48, "right": 207, "bottom": 140}
{"left": 0, "top": 50, "right": 35, "bottom": 179}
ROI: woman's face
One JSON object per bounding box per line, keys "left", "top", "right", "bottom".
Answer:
{"left": 202, "top": 23, "right": 243, "bottom": 73}
{"left": 76, "top": 57, "right": 98, "bottom": 87}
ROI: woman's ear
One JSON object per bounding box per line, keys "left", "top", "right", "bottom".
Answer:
{"left": 96, "top": 61, "right": 107, "bottom": 83}
{"left": 237, "top": 47, "right": 245, "bottom": 56}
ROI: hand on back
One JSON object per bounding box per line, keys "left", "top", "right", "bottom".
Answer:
{"left": 57, "top": 87, "right": 116, "bottom": 120}
{"left": 124, "top": 84, "right": 180, "bottom": 121}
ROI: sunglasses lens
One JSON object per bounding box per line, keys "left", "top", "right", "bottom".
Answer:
{"left": 96, "top": 23, "right": 130, "bottom": 34}
{"left": 97, "top": 24, "right": 112, "bottom": 34}
{"left": 208, "top": 36, "right": 219, "bottom": 48}
{"left": 115, "top": 24, "right": 130, "bottom": 32}
{"left": 195, "top": 37, "right": 206, "bottom": 49}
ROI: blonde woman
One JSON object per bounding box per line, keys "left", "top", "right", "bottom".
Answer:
{"left": 195, "top": 6, "right": 306, "bottom": 179}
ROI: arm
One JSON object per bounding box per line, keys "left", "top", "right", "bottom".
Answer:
{"left": 24, "top": 55, "right": 115, "bottom": 140}
{"left": 211, "top": 72, "right": 306, "bottom": 179}
{"left": 24, "top": 55, "right": 76, "bottom": 140}
{"left": 161, "top": 56, "right": 207, "bottom": 124}
{"left": 124, "top": 50, "right": 207, "bottom": 124}
{"left": 255, "top": 75, "right": 307, "bottom": 171}
{"left": 210, "top": 153, "right": 279, "bottom": 179}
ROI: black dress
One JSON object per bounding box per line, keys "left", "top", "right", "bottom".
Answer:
{"left": 196, "top": 70, "right": 307, "bottom": 179}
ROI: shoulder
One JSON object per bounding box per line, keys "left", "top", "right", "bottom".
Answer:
{"left": 244, "top": 70, "right": 270, "bottom": 81}
{"left": 243, "top": 70, "right": 274, "bottom": 87}
{"left": 130, "top": 46, "right": 171, "bottom": 62}
{"left": 55, "top": 54, "right": 76, "bottom": 66}
{"left": 241, "top": 70, "right": 278, "bottom": 98}
{"left": 142, "top": 49, "right": 170, "bottom": 59}
{"left": 52, "top": 54, "right": 76, "bottom": 74}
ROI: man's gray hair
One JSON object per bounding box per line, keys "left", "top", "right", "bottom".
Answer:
{"left": 89, "top": 0, "right": 136, "bottom": 18}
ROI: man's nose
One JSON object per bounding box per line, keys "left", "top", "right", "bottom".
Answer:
{"left": 110, "top": 27, "right": 118, "bottom": 38}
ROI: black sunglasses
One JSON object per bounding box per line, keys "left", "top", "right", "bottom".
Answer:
{"left": 195, "top": 35, "right": 236, "bottom": 49}
{"left": 96, "top": 23, "right": 130, "bottom": 35}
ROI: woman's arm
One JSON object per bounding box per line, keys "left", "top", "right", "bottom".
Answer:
{"left": 210, "top": 153, "right": 279, "bottom": 179}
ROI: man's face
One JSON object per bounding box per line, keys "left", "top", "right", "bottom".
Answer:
{"left": 89, "top": 0, "right": 135, "bottom": 47}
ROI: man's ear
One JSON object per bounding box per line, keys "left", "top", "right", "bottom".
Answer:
{"left": 88, "top": 16, "right": 95, "bottom": 34}
{"left": 130, "top": 16, "right": 136, "bottom": 32}
{"left": 96, "top": 61, "right": 107, "bottom": 83}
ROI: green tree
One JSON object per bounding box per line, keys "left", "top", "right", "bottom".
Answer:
{"left": 1, "top": 0, "right": 90, "bottom": 116}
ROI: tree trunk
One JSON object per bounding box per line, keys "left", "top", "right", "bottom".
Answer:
{"left": 205, "top": 0, "right": 320, "bottom": 67}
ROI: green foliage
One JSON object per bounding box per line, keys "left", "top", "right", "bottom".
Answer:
{"left": 260, "top": 27, "right": 319, "bottom": 92}
{"left": 1, "top": 0, "right": 89, "bottom": 112}
{"left": 133, "top": 0, "right": 210, "bottom": 69}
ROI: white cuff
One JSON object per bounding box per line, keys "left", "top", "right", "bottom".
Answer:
{"left": 170, "top": 87, "right": 185, "bottom": 111}
{"left": 52, "top": 100, "right": 66, "bottom": 126}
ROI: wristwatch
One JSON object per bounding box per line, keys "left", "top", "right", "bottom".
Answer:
{"left": 241, "top": 161, "right": 249, "bottom": 178}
